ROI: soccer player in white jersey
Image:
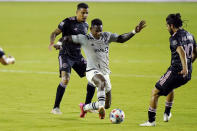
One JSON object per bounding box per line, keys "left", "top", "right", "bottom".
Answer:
{"left": 54, "top": 18, "right": 146, "bottom": 119}
{"left": 0, "top": 47, "right": 15, "bottom": 65}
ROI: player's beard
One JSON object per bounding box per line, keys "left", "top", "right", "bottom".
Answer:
{"left": 169, "top": 28, "right": 174, "bottom": 36}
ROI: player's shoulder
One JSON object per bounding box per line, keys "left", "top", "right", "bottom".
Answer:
{"left": 66, "top": 16, "right": 76, "bottom": 21}
{"left": 102, "top": 32, "right": 111, "bottom": 37}
{"left": 61, "top": 16, "right": 76, "bottom": 23}
{"left": 171, "top": 30, "right": 183, "bottom": 42}
{"left": 175, "top": 29, "right": 194, "bottom": 41}
{"left": 185, "top": 30, "right": 195, "bottom": 41}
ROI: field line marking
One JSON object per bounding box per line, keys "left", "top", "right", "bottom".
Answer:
{"left": 0, "top": 69, "right": 197, "bottom": 79}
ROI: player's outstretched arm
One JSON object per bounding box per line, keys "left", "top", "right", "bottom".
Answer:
{"left": 53, "top": 35, "right": 85, "bottom": 50}
{"left": 49, "top": 28, "right": 62, "bottom": 51}
{"left": 176, "top": 46, "right": 188, "bottom": 77}
{"left": 192, "top": 47, "right": 197, "bottom": 63}
{"left": 117, "top": 20, "right": 146, "bottom": 43}
{"left": 53, "top": 36, "right": 72, "bottom": 50}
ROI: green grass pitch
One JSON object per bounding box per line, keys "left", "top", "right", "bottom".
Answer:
{"left": 0, "top": 2, "right": 197, "bottom": 131}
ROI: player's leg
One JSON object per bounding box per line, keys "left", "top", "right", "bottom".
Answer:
{"left": 51, "top": 56, "right": 71, "bottom": 114}
{"left": 72, "top": 58, "right": 96, "bottom": 104}
{"left": 140, "top": 69, "right": 174, "bottom": 126}
{"left": 164, "top": 90, "right": 174, "bottom": 122}
{"left": 149, "top": 88, "right": 160, "bottom": 121}
{"left": 0, "top": 53, "right": 15, "bottom": 65}
{"left": 54, "top": 71, "right": 70, "bottom": 108}
{"left": 163, "top": 74, "right": 190, "bottom": 122}
{"left": 85, "top": 83, "right": 96, "bottom": 104}
{"left": 105, "top": 91, "right": 111, "bottom": 109}
{"left": 81, "top": 70, "right": 107, "bottom": 119}
{"left": 92, "top": 74, "right": 107, "bottom": 119}
{"left": 103, "top": 74, "right": 112, "bottom": 109}
{"left": 140, "top": 87, "right": 159, "bottom": 127}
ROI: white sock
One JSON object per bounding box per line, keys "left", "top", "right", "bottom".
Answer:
{"left": 97, "top": 90, "right": 105, "bottom": 108}
{"left": 83, "top": 102, "right": 99, "bottom": 111}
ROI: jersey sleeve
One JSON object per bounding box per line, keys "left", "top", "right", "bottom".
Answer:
{"left": 108, "top": 32, "right": 119, "bottom": 43}
{"left": 72, "top": 34, "right": 87, "bottom": 45}
{"left": 58, "top": 19, "right": 69, "bottom": 31}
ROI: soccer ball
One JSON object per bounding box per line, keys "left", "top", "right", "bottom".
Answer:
{"left": 110, "top": 109, "right": 125, "bottom": 124}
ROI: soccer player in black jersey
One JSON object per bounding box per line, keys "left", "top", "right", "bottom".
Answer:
{"left": 0, "top": 47, "right": 15, "bottom": 65}
{"left": 49, "top": 3, "right": 95, "bottom": 114}
{"left": 140, "top": 13, "right": 197, "bottom": 126}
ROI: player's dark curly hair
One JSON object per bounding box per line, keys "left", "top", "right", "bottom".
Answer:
{"left": 91, "top": 18, "right": 103, "bottom": 26}
{"left": 77, "top": 3, "right": 89, "bottom": 10}
{"left": 166, "top": 13, "right": 183, "bottom": 28}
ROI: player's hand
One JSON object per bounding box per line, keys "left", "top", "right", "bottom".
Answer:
{"left": 178, "top": 68, "right": 188, "bottom": 77}
{"left": 48, "top": 42, "right": 54, "bottom": 51}
{"left": 53, "top": 44, "right": 61, "bottom": 50}
{"left": 135, "top": 20, "right": 146, "bottom": 33}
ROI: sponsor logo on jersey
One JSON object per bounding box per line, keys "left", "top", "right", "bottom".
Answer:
{"left": 94, "top": 47, "right": 108, "bottom": 53}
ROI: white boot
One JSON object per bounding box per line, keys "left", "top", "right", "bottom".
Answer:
{"left": 51, "top": 107, "right": 62, "bottom": 115}
{"left": 140, "top": 121, "right": 156, "bottom": 127}
{"left": 164, "top": 113, "right": 172, "bottom": 122}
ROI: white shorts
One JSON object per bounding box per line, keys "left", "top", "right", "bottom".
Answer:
{"left": 86, "top": 69, "right": 111, "bottom": 93}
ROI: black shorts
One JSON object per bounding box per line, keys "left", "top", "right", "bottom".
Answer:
{"left": 58, "top": 55, "right": 87, "bottom": 78}
{"left": 0, "top": 50, "right": 5, "bottom": 58}
{"left": 155, "top": 68, "right": 191, "bottom": 96}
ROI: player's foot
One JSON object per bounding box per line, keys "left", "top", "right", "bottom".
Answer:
{"left": 140, "top": 121, "right": 156, "bottom": 127}
{"left": 51, "top": 107, "right": 62, "bottom": 115}
{"left": 79, "top": 103, "right": 87, "bottom": 118}
{"left": 98, "top": 106, "right": 105, "bottom": 119}
{"left": 164, "top": 113, "right": 172, "bottom": 122}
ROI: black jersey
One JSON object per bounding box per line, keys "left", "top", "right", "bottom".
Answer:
{"left": 169, "top": 29, "right": 196, "bottom": 73}
{"left": 0, "top": 49, "right": 5, "bottom": 58}
{"left": 58, "top": 16, "right": 88, "bottom": 60}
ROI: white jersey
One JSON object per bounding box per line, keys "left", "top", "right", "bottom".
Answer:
{"left": 72, "top": 32, "right": 119, "bottom": 75}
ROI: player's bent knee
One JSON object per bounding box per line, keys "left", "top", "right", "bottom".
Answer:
{"left": 61, "top": 79, "right": 69, "bottom": 85}
{"left": 152, "top": 88, "right": 160, "bottom": 98}
{"left": 92, "top": 74, "right": 106, "bottom": 90}
{"left": 61, "top": 76, "right": 70, "bottom": 85}
{"left": 100, "top": 80, "right": 107, "bottom": 90}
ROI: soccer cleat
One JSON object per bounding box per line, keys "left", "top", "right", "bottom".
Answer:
{"left": 140, "top": 121, "right": 156, "bottom": 127}
{"left": 163, "top": 113, "right": 172, "bottom": 122}
{"left": 79, "top": 103, "right": 87, "bottom": 118}
{"left": 98, "top": 106, "right": 105, "bottom": 119}
{"left": 51, "top": 107, "right": 62, "bottom": 115}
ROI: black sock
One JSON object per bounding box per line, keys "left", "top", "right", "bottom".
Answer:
{"left": 164, "top": 101, "right": 173, "bottom": 116}
{"left": 164, "top": 102, "right": 173, "bottom": 115}
{"left": 85, "top": 83, "right": 95, "bottom": 104}
{"left": 53, "top": 83, "right": 66, "bottom": 108}
{"left": 148, "top": 107, "right": 156, "bottom": 122}
{"left": 164, "top": 107, "right": 171, "bottom": 116}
